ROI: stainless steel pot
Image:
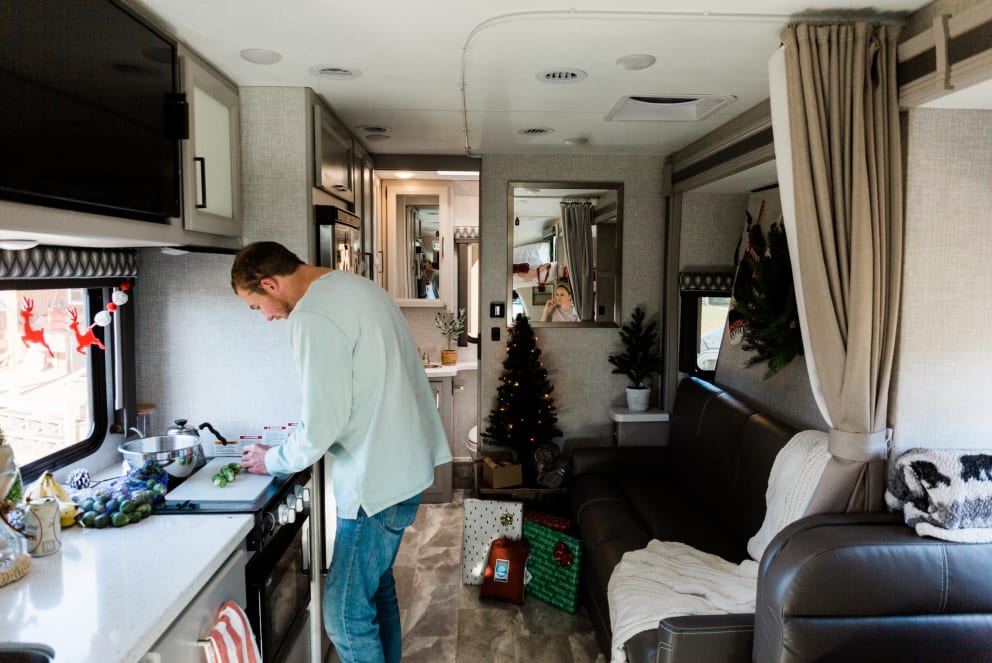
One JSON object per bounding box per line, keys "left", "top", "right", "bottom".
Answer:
{"left": 118, "top": 434, "right": 206, "bottom": 479}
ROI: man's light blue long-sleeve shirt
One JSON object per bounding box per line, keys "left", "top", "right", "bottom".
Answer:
{"left": 264, "top": 270, "right": 451, "bottom": 518}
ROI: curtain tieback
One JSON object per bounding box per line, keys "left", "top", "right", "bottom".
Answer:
{"left": 827, "top": 428, "right": 890, "bottom": 462}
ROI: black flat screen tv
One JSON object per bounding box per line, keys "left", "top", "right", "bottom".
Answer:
{"left": 0, "top": 0, "right": 182, "bottom": 223}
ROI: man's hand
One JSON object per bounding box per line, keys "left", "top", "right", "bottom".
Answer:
{"left": 240, "top": 443, "right": 272, "bottom": 475}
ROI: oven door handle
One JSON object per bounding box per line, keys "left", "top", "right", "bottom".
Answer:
{"left": 301, "top": 516, "right": 311, "bottom": 575}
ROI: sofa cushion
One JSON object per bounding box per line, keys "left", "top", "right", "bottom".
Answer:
{"left": 725, "top": 413, "right": 797, "bottom": 546}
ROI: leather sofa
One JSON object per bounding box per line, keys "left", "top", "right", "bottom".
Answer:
{"left": 569, "top": 377, "right": 797, "bottom": 662}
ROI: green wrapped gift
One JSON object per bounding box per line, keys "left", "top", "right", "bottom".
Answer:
{"left": 523, "top": 519, "right": 582, "bottom": 613}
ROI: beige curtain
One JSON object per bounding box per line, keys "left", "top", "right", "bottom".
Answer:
{"left": 559, "top": 200, "right": 594, "bottom": 320}
{"left": 777, "top": 22, "right": 903, "bottom": 512}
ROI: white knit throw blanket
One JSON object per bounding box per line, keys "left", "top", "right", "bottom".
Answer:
{"left": 606, "top": 430, "right": 830, "bottom": 663}
{"left": 885, "top": 448, "right": 992, "bottom": 543}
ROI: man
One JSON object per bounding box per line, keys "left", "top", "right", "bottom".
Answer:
{"left": 231, "top": 241, "right": 451, "bottom": 663}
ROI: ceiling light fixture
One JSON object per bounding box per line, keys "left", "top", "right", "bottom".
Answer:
{"left": 395, "top": 171, "right": 415, "bottom": 179}
{"left": 615, "top": 54, "right": 656, "bottom": 70}
{"left": 240, "top": 49, "right": 282, "bottom": 65}
{"left": 562, "top": 136, "right": 589, "bottom": 146}
{"left": 436, "top": 170, "right": 479, "bottom": 176}
{"left": 356, "top": 125, "right": 391, "bottom": 134}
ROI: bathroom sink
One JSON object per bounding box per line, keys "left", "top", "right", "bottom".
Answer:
{"left": 0, "top": 643, "right": 55, "bottom": 662}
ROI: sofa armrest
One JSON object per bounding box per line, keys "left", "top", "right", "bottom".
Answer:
{"left": 652, "top": 614, "right": 754, "bottom": 663}
{"left": 755, "top": 512, "right": 992, "bottom": 662}
{"left": 570, "top": 445, "right": 670, "bottom": 479}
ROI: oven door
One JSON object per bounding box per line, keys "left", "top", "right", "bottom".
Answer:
{"left": 246, "top": 512, "right": 311, "bottom": 662}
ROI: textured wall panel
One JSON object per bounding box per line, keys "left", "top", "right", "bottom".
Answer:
{"left": 891, "top": 108, "right": 992, "bottom": 457}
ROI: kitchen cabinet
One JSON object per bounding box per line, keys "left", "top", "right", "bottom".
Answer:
{"left": 313, "top": 102, "right": 355, "bottom": 204}
{"left": 142, "top": 544, "right": 248, "bottom": 662}
{"left": 422, "top": 377, "right": 453, "bottom": 503}
{"left": 181, "top": 47, "right": 242, "bottom": 237}
{"left": 353, "top": 141, "right": 375, "bottom": 277}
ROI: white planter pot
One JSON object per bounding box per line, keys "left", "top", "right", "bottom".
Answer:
{"left": 625, "top": 386, "right": 650, "bottom": 412}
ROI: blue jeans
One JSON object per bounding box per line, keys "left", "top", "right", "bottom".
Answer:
{"left": 323, "top": 494, "right": 421, "bottom": 663}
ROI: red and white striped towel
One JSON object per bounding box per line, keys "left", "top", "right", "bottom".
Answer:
{"left": 204, "top": 600, "right": 262, "bottom": 663}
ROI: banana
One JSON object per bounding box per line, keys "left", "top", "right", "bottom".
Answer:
{"left": 43, "top": 472, "right": 70, "bottom": 502}
{"left": 58, "top": 500, "right": 79, "bottom": 528}
{"left": 24, "top": 474, "right": 47, "bottom": 501}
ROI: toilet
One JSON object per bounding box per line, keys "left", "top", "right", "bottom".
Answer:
{"left": 466, "top": 425, "right": 478, "bottom": 456}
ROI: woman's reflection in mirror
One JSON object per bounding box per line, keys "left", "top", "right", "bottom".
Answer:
{"left": 541, "top": 282, "right": 579, "bottom": 322}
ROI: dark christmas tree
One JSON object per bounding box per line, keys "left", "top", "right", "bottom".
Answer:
{"left": 482, "top": 314, "right": 562, "bottom": 485}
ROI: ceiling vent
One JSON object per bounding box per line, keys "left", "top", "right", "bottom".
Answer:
{"left": 605, "top": 94, "right": 736, "bottom": 122}
{"left": 536, "top": 68, "right": 588, "bottom": 84}
{"left": 308, "top": 65, "right": 362, "bottom": 80}
{"left": 518, "top": 127, "right": 555, "bottom": 136}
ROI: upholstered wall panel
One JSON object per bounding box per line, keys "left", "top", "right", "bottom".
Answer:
{"left": 134, "top": 250, "right": 302, "bottom": 442}
{"left": 890, "top": 108, "right": 992, "bottom": 457}
{"left": 678, "top": 192, "right": 747, "bottom": 269}
{"left": 479, "top": 154, "right": 665, "bottom": 445}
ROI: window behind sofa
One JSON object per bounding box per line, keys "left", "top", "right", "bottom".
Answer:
{"left": 679, "top": 271, "right": 733, "bottom": 380}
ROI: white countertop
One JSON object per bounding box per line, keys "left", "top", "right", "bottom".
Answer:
{"left": 424, "top": 359, "right": 477, "bottom": 378}
{"left": 0, "top": 512, "right": 253, "bottom": 663}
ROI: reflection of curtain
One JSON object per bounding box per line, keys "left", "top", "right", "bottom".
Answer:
{"left": 395, "top": 205, "right": 415, "bottom": 297}
{"left": 559, "top": 201, "right": 594, "bottom": 320}
{"left": 771, "top": 23, "right": 903, "bottom": 513}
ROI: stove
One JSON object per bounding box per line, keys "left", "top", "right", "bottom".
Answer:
{"left": 154, "top": 457, "right": 312, "bottom": 552}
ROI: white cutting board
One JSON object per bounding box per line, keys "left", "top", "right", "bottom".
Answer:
{"left": 165, "top": 457, "right": 275, "bottom": 503}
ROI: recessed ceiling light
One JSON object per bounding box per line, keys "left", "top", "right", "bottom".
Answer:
{"left": 240, "top": 49, "right": 282, "bottom": 65}
{"left": 364, "top": 134, "right": 391, "bottom": 142}
{"left": 395, "top": 171, "right": 415, "bottom": 179}
{"left": 356, "top": 125, "right": 391, "bottom": 134}
{"left": 518, "top": 127, "right": 555, "bottom": 136}
{"left": 615, "top": 54, "right": 656, "bottom": 71}
{"left": 309, "top": 65, "right": 362, "bottom": 80}
{"left": 563, "top": 136, "right": 589, "bottom": 146}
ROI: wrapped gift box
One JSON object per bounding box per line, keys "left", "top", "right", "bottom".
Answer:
{"left": 523, "top": 510, "right": 573, "bottom": 532}
{"left": 462, "top": 498, "right": 523, "bottom": 585}
{"left": 522, "top": 519, "right": 582, "bottom": 613}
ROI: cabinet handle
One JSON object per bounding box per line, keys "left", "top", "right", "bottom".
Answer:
{"left": 194, "top": 156, "right": 207, "bottom": 209}
{"left": 302, "top": 517, "right": 311, "bottom": 575}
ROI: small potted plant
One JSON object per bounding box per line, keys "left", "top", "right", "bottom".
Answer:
{"left": 434, "top": 308, "right": 466, "bottom": 366}
{"left": 608, "top": 306, "right": 662, "bottom": 411}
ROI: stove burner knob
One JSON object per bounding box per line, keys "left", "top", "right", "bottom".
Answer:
{"left": 277, "top": 503, "right": 296, "bottom": 525}
{"left": 260, "top": 511, "right": 276, "bottom": 537}
{"left": 295, "top": 485, "right": 312, "bottom": 508}
{"left": 285, "top": 493, "right": 301, "bottom": 512}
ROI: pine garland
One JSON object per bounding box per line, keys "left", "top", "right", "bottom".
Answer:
{"left": 482, "top": 315, "right": 562, "bottom": 482}
{"left": 731, "top": 222, "right": 804, "bottom": 379}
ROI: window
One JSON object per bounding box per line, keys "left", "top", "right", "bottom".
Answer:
{"left": 1, "top": 286, "right": 109, "bottom": 473}
{"left": 678, "top": 271, "right": 734, "bottom": 380}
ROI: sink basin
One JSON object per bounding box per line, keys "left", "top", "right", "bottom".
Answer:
{"left": 0, "top": 643, "right": 55, "bottom": 662}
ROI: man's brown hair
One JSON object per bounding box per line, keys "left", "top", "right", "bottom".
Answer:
{"left": 231, "top": 241, "right": 305, "bottom": 294}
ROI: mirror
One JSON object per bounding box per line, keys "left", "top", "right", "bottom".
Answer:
{"left": 508, "top": 182, "right": 622, "bottom": 326}
{"left": 382, "top": 181, "right": 454, "bottom": 311}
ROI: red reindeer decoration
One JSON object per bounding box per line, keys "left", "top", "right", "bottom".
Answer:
{"left": 68, "top": 307, "right": 105, "bottom": 354}
{"left": 19, "top": 297, "right": 54, "bottom": 358}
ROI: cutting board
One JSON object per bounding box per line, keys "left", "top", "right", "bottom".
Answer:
{"left": 165, "top": 457, "right": 276, "bottom": 503}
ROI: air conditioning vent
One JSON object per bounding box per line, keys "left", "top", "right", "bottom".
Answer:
{"left": 605, "top": 94, "right": 736, "bottom": 122}
{"left": 309, "top": 65, "right": 362, "bottom": 79}
{"left": 518, "top": 127, "right": 556, "bottom": 136}
{"left": 536, "top": 68, "right": 588, "bottom": 84}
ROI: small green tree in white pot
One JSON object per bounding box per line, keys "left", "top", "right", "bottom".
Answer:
{"left": 434, "top": 308, "right": 466, "bottom": 366}
{"left": 608, "top": 307, "right": 662, "bottom": 411}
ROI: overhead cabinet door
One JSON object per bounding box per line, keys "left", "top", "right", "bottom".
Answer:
{"left": 181, "top": 48, "right": 242, "bottom": 237}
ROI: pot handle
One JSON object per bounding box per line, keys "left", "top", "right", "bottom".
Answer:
{"left": 198, "top": 422, "right": 229, "bottom": 444}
